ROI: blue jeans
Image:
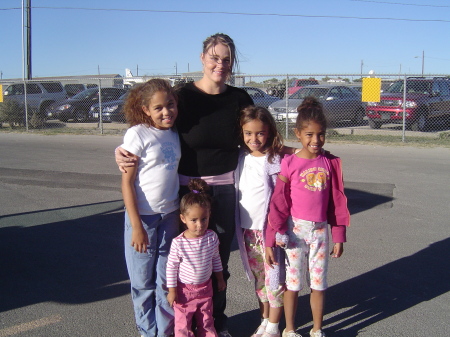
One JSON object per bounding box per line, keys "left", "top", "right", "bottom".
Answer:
{"left": 124, "top": 209, "right": 180, "bottom": 337}
{"left": 179, "top": 183, "right": 236, "bottom": 333}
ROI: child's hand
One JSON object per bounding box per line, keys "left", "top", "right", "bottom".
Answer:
{"left": 265, "top": 247, "right": 276, "bottom": 267}
{"left": 131, "top": 227, "right": 149, "bottom": 253}
{"left": 214, "top": 272, "right": 227, "bottom": 291}
{"left": 331, "top": 243, "right": 344, "bottom": 258}
{"left": 167, "top": 290, "right": 177, "bottom": 307}
{"left": 115, "top": 146, "right": 137, "bottom": 173}
{"left": 217, "top": 279, "right": 227, "bottom": 292}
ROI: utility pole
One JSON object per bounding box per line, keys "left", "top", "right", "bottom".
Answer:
{"left": 25, "top": 0, "right": 32, "bottom": 79}
{"left": 421, "top": 50, "right": 425, "bottom": 76}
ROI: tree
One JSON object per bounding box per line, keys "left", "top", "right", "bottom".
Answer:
{"left": 263, "top": 78, "right": 278, "bottom": 84}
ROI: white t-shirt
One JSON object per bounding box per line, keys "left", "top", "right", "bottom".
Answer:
{"left": 122, "top": 124, "right": 181, "bottom": 215}
{"left": 238, "top": 154, "right": 266, "bottom": 230}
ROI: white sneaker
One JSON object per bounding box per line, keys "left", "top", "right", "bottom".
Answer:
{"left": 309, "top": 329, "right": 326, "bottom": 337}
{"left": 282, "top": 329, "right": 303, "bottom": 337}
{"left": 251, "top": 324, "right": 266, "bottom": 337}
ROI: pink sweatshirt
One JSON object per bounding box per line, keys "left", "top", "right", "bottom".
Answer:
{"left": 265, "top": 151, "right": 350, "bottom": 246}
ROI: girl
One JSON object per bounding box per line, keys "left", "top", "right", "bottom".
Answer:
{"left": 166, "top": 178, "right": 226, "bottom": 337}
{"left": 121, "top": 79, "right": 181, "bottom": 337}
{"left": 265, "top": 97, "right": 350, "bottom": 337}
{"left": 235, "top": 106, "right": 286, "bottom": 337}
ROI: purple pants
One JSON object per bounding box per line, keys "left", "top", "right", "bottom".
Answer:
{"left": 173, "top": 279, "right": 217, "bottom": 337}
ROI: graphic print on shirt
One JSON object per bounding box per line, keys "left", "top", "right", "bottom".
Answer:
{"left": 299, "top": 167, "right": 329, "bottom": 192}
{"left": 161, "top": 141, "right": 178, "bottom": 170}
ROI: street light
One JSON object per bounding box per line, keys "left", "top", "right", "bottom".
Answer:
{"left": 415, "top": 50, "right": 424, "bottom": 76}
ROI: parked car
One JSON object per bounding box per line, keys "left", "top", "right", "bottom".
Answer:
{"left": 366, "top": 77, "right": 450, "bottom": 131}
{"left": 266, "top": 82, "right": 286, "bottom": 98}
{"left": 46, "top": 87, "right": 126, "bottom": 122}
{"left": 266, "top": 79, "right": 320, "bottom": 98}
{"left": 2, "top": 81, "right": 67, "bottom": 117}
{"left": 89, "top": 93, "right": 127, "bottom": 123}
{"left": 268, "top": 84, "right": 365, "bottom": 125}
{"left": 64, "top": 83, "right": 98, "bottom": 97}
{"left": 347, "top": 84, "right": 362, "bottom": 94}
{"left": 287, "top": 78, "right": 319, "bottom": 95}
{"left": 238, "top": 86, "right": 280, "bottom": 108}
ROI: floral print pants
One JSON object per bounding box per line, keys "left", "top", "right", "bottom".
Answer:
{"left": 285, "top": 217, "right": 329, "bottom": 291}
{"left": 244, "top": 229, "right": 284, "bottom": 307}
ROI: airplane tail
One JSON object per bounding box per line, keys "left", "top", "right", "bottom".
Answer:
{"left": 125, "top": 68, "right": 133, "bottom": 78}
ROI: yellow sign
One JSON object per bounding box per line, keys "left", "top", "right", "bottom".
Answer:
{"left": 362, "top": 78, "right": 381, "bottom": 102}
{"left": 0, "top": 85, "right": 3, "bottom": 102}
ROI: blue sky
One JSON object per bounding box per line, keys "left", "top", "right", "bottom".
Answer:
{"left": 1, "top": 0, "right": 449, "bottom": 80}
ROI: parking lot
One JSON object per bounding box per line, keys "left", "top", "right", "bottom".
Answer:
{"left": 0, "top": 133, "right": 449, "bottom": 336}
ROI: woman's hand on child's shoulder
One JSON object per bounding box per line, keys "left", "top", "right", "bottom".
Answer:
{"left": 115, "top": 146, "right": 138, "bottom": 173}
{"left": 331, "top": 242, "right": 344, "bottom": 258}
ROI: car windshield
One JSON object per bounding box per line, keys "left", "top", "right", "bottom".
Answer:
{"left": 290, "top": 87, "right": 328, "bottom": 99}
{"left": 71, "top": 88, "right": 97, "bottom": 100}
{"left": 386, "top": 80, "right": 432, "bottom": 94}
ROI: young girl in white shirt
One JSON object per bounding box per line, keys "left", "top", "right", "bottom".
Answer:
{"left": 235, "top": 106, "right": 287, "bottom": 337}
{"left": 121, "top": 79, "right": 180, "bottom": 337}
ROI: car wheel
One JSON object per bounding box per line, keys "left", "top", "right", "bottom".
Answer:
{"left": 74, "top": 110, "right": 87, "bottom": 122}
{"left": 409, "top": 114, "right": 428, "bottom": 132}
{"left": 352, "top": 108, "right": 365, "bottom": 125}
{"left": 368, "top": 119, "right": 382, "bottom": 129}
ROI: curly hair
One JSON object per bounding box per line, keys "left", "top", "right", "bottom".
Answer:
{"left": 124, "top": 79, "right": 177, "bottom": 127}
{"left": 295, "top": 96, "right": 328, "bottom": 131}
{"left": 180, "top": 179, "right": 213, "bottom": 216}
{"left": 240, "top": 105, "right": 283, "bottom": 163}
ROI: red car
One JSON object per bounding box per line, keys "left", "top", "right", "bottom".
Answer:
{"left": 365, "top": 77, "right": 450, "bottom": 131}
{"left": 287, "top": 78, "right": 319, "bottom": 95}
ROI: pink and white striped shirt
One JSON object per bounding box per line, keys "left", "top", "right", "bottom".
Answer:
{"left": 166, "top": 229, "right": 222, "bottom": 288}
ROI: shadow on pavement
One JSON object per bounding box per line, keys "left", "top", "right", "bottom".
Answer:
{"left": 0, "top": 202, "right": 129, "bottom": 312}
{"left": 229, "top": 238, "right": 450, "bottom": 337}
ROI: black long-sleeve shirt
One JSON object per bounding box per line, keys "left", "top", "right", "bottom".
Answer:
{"left": 176, "top": 83, "right": 253, "bottom": 177}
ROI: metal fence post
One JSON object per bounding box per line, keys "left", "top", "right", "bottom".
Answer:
{"left": 402, "top": 74, "right": 406, "bottom": 142}
{"left": 285, "top": 74, "right": 289, "bottom": 139}
{"left": 23, "top": 80, "right": 30, "bottom": 131}
{"left": 98, "top": 78, "right": 103, "bottom": 135}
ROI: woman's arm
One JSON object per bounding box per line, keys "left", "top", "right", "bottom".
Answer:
{"left": 116, "top": 146, "right": 138, "bottom": 173}
{"left": 121, "top": 155, "right": 148, "bottom": 253}
{"left": 280, "top": 145, "right": 299, "bottom": 156}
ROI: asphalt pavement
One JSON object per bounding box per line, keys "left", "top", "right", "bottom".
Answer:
{"left": 0, "top": 133, "right": 449, "bottom": 337}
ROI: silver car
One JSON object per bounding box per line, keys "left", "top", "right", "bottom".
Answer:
{"left": 268, "top": 84, "right": 365, "bottom": 125}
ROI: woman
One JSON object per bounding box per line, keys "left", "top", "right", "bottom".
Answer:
{"left": 117, "top": 33, "right": 253, "bottom": 337}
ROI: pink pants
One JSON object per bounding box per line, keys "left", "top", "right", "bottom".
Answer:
{"left": 173, "top": 279, "right": 217, "bottom": 337}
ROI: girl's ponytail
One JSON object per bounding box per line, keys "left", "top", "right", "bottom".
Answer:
{"left": 180, "top": 179, "right": 212, "bottom": 215}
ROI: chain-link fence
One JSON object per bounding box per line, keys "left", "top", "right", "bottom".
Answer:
{"left": 1, "top": 74, "right": 449, "bottom": 141}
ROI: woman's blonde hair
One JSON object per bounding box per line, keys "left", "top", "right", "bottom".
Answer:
{"left": 202, "top": 33, "right": 239, "bottom": 75}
